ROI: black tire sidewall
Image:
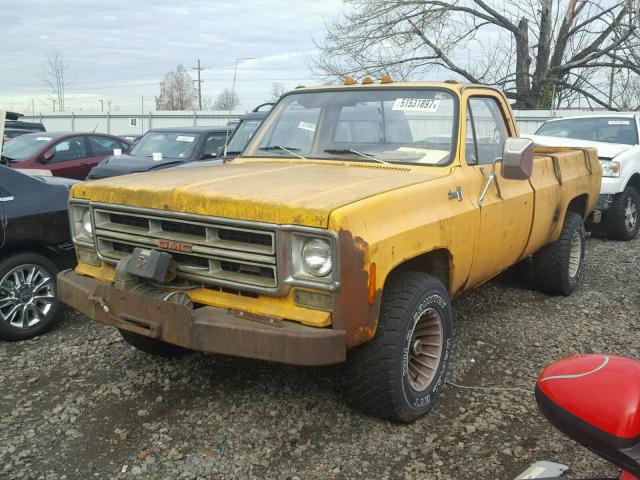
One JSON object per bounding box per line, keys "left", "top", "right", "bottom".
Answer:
{"left": 118, "top": 328, "right": 192, "bottom": 357}
{"left": 565, "top": 215, "right": 586, "bottom": 293}
{"left": 607, "top": 187, "right": 639, "bottom": 240}
{"left": 0, "top": 252, "right": 61, "bottom": 341}
{"left": 397, "top": 285, "right": 453, "bottom": 418}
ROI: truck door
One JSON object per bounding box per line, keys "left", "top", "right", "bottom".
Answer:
{"left": 463, "top": 94, "right": 534, "bottom": 288}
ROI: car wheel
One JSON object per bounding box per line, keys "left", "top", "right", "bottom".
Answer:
{"left": 605, "top": 186, "right": 639, "bottom": 241}
{"left": 0, "top": 252, "right": 61, "bottom": 341}
{"left": 345, "top": 271, "right": 453, "bottom": 423}
{"left": 532, "top": 212, "right": 585, "bottom": 296}
{"left": 118, "top": 329, "right": 193, "bottom": 357}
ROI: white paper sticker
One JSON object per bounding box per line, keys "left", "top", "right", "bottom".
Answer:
{"left": 176, "top": 135, "right": 195, "bottom": 142}
{"left": 298, "top": 121, "right": 316, "bottom": 132}
{"left": 392, "top": 98, "right": 440, "bottom": 112}
{"left": 35, "top": 137, "right": 53, "bottom": 141}
{"left": 609, "top": 120, "right": 630, "bottom": 125}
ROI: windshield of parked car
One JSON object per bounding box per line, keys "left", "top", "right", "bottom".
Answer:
{"left": 226, "top": 119, "right": 263, "bottom": 153}
{"left": 536, "top": 117, "right": 638, "bottom": 145}
{"left": 244, "top": 89, "right": 457, "bottom": 165}
{"left": 130, "top": 131, "right": 201, "bottom": 159}
{"left": 1, "top": 134, "right": 54, "bottom": 161}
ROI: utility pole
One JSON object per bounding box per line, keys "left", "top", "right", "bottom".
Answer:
{"left": 141, "top": 95, "right": 144, "bottom": 134}
{"left": 52, "top": 100, "right": 56, "bottom": 112}
{"left": 32, "top": 98, "right": 35, "bottom": 119}
{"left": 193, "top": 59, "right": 204, "bottom": 111}
{"left": 100, "top": 99, "right": 104, "bottom": 112}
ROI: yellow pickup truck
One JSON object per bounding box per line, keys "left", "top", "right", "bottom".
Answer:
{"left": 58, "top": 80, "right": 601, "bottom": 422}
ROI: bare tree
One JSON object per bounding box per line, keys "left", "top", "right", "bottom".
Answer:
{"left": 213, "top": 88, "right": 240, "bottom": 110}
{"left": 269, "top": 82, "right": 287, "bottom": 101}
{"left": 155, "top": 64, "right": 198, "bottom": 110}
{"left": 41, "top": 47, "right": 71, "bottom": 112}
{"left": 314, "top": 0, "right": 640, "bottom": 109}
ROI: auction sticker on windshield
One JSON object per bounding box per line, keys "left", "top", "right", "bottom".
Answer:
{"left": 176, "top": 136, "right": 195, "bottom": 142}
{"left": 609, "top": 120, "right": 630, "bottom": 125}
{"left": 36, "top": 137, "right": 53, "bottom": 141}
{"left": 298, "top": 121, "right": 316, "bottom": 132}
{"left": 392, "top": 98, "right": 440, "bottom": 113}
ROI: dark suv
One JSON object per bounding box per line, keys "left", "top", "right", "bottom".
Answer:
{"left": 0, "top": 166, "right": 77, "bottom": 340}
{"left": 5, "top": 111, "right": 46, "bottom": 132}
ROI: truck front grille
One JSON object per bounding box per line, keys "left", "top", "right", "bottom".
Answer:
{"left": 93, "top": 207, "right": 278, "bottom": 290}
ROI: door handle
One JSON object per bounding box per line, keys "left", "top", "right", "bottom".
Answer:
{"left": 448, "top": 186, "right": 463, "bottom": 201}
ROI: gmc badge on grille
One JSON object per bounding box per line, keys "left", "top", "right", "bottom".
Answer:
{"left": 156, "top": 239, "right": 193, "bottom": 252}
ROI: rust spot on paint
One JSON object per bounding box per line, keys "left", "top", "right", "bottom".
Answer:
{"left": 334, "top": 230, "right": 382, "bottom": 348}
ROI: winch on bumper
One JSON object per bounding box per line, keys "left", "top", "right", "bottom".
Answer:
{"left": 57, "top": 269, "right": 346, "bottom": 366}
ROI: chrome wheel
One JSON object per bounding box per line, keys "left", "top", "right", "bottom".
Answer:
{"left": 0, "top": 264, "right": 56, "bottom": 329}
{"left": 406, "top": 308, "right": 443, "bottom": 392}
{"left": 625, "top": 196, "right": 637, "bottom": 232}
{"left": 568, "top": 231, "right": 582, "bottom": 279}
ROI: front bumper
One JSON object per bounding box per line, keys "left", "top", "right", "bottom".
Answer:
{"left": 596, "top": 193, "right": 615, "bottom": 211}
{"left": 57, "top": 270, "right": 346, "bottom": 366}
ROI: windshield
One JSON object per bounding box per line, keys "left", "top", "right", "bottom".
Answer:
{"left": 227, "top": 119, "right": 263, "bottom": 153}
{"left": 2, "top": 134, "right": 53, "bottom": 161}
{"left": 130, "top": 131, "right": 200, "bottom": 159}
{"left": 244, "top": 89, "right": 457, "bottom": 165}
{"left": 536, "top": 117, "right": 638, "bottom": 145}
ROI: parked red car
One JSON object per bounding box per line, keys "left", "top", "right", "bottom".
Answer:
{"left": 1, "top": 132, "right": 133, "bottom": 180}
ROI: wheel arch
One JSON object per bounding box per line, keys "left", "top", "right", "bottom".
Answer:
{"left": 382, "top": 248, "right": 452, "bottom": 295}
{"left": 566, "top": 193, "right": 590, "bottom": 220}
{"left": 627, "top": 172, "right": 640, "bottom": 191}
{"left": 0, "top": 241, "right": 72, "bottom": 271}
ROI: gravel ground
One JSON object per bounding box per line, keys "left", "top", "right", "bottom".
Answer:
{"left": 1, "top": 234, "right": 638, "bottom": 480}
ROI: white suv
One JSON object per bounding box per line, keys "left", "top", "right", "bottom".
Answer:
{"left": 529, "top": 114, "right": 640, "bottom": 240}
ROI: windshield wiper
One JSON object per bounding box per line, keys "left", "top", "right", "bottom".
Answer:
{"left": 323, "top": 148, "right": 389, "bottom": 164}
{"left": 258, "top": 145, "right": 307, "bottom": 160}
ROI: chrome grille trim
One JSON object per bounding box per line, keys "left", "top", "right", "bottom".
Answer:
{"left": 93, "top": 206, "right": 278, "bottom": 289}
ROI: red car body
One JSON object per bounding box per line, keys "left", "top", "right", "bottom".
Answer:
{"left": 3, "top": 132, "right": 133, "bottom": 180}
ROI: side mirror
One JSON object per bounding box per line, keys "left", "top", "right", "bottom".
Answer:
{"left": 201, "top": 152, "right": 218, "bottom": 160}
{"left": 501, "top": 137, "right": 534, "bottom": 180}
{"left": 40, "top": 151, "right": 55, "bottom": 163}
{"left": 216, "top": 146, "right": 225, "bottom": 158}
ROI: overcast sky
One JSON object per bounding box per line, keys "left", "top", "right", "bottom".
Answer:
{"left": 0, "top": 0, "right": 344, "bottom": 114}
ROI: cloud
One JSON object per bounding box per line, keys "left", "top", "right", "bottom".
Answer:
{"left": 0, "top": 0, "right": 344, "bottom": 112}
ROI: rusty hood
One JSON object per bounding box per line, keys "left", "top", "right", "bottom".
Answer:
{"left": 72, "top": 159, "right": 447, "bottom": 227}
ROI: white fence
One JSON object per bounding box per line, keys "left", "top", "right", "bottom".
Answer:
{"left": 18, "top": 111, "right": 244, "bottom": 136}
{"left": 16, "top": 108, "right": 635, "bottom": 136}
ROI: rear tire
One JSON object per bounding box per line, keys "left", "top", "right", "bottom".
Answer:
{"left": 345, "top": 271, "right": 453, "bottom": 423}
{"left": 532, "top": 212, "right": 585, "bottom": 296}
{"left": 0, "top": 252, "right": 61, "bottom": 341}
{"left": 605, "top": 186, "right": 639, "bottom": 241}
{"left": 119, "top": 329, "right": 192, "bottom": 357}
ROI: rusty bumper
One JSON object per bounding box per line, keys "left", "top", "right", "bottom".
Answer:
{"left": 57, "top": 270, "right": 346, "bottom": 366}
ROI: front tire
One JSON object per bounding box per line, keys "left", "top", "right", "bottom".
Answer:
{"left": 118, "top": 329, "right": 193, "bottom": 357}
{"left": 532, "top": 212, "right": 585, "bottom": 296}
{"left": 345, "top": 272, "right": 453, "bottom": 423}
{"left": 0, "top": 252, "right": 61, "bottom": 341}
{"left": 605, "top": 186, "right": 639, "bottom": 241}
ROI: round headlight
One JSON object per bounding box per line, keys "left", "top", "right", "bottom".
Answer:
{"left": 302, "top": 239, "right": 332, "bottom": 277}
{"left": 81, "top": 209, "right": 93, "bottom": 237}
